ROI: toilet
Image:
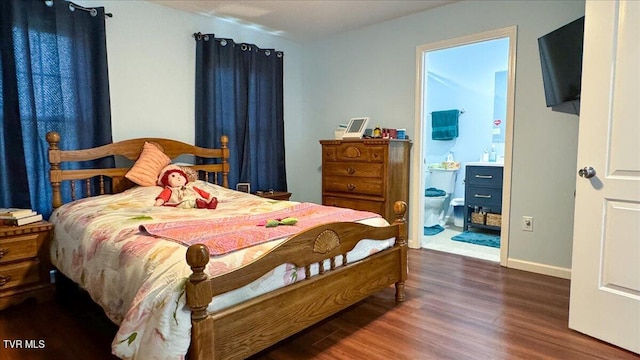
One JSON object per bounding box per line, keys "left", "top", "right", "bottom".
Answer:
{"left": 424, "top": 168, "right": 458, "bottom": 227}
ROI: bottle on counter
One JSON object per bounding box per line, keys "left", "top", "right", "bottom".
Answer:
{"left": 446, "top": 151, "right": 455, "bottom": 162}
{"left": 373, "top": 125, "right": 382, "bottom": 138}
{"left": 489, "top": 144, "right": 497, "bottom": 162}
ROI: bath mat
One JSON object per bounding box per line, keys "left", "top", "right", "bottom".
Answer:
{"left": 424, "top": 225, "right": 445, "bottom": 236}
{"left": 451, "top": 231, "right": 500, "bottom": 248}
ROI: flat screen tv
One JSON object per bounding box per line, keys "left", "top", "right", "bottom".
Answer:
{"left": 538, "top": 16, "right": 585, "bottom": 115}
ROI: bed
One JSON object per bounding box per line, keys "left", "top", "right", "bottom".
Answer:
{"left": 46, "top": 131, "right": 408, "bottom": 360}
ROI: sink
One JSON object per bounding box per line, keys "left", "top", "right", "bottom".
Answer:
{"left": 464, "top": 161, "right": 504, "bottom": 167}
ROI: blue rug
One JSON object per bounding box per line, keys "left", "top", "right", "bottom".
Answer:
{"left": 451, "top": 231, "right": 500, "bottom": 248}
{"left": 424, "top": 225, "right": 444, "bottom": 236}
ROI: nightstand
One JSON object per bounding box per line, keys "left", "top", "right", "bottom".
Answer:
{"left": 0, "top": 221, "right": 54, "bottom": 310}
{"left": 256, "top": 191, "right": 292, "bottom": 201}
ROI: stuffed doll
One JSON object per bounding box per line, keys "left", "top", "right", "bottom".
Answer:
{"left": 154, "top": 165, "right": 218, "bottom": 209}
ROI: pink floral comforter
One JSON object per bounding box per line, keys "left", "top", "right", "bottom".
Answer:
{"left": 140, "top": 202, "right": 380, "bottom": 255}
{"left": 49, "top": 181, "right": 392, "bottom": 360}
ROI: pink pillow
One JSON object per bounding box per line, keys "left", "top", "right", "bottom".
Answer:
{"left": 125, "top": 142, "right": 171, "bottom": 186}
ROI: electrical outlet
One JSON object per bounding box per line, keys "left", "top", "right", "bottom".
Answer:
{"left": 522, "top": 216, "right": 533, "bottom": 232}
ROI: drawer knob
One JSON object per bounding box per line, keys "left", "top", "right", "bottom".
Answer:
{"left": 0, "top": 248, "right": 9, "bottom": 259}
{"left": 0, "top": 275, "right": 11, "bottom": 287}
{"left": 347, "top": 184, "right": 356, "bottom": 191}
{"left": 347, "top": 167, "right": 356, "bottom": 175}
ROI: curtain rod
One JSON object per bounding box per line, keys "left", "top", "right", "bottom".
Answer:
{"left": 192, "top": 32, "right": 285, "bottom": 57}
{"left": 193, "top": 32, "right": 210, "bottom": 41}
{"left": 44, "top": 1, "right": 113, "bottom": 18}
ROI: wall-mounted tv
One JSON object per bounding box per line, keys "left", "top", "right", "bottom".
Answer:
{"left": 538, "top": 16, "right": 585, "bottom": 115}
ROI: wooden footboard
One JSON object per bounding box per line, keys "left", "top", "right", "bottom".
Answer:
{"left": 185, "top": 201, "right": 408, "bottom": 360}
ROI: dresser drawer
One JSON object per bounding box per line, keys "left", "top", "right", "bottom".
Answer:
{"left": 465, "top": 186, "right": 503, "bottom": 208}
{"left": 323, "top": 143, "right": 386, "bottom": 163}
{"left": 323, "top": 162, "right": 383, "bottom": 178}
{"left": 323, "top": 176, "right": 384, "bottom": 197}
{"left": 0, "top": 233, "right": 39, "bottom": 264}
{"left": 323, "top": 196, "right": 384, "bottom": 216}
{"left": 0, "top": 222, "right": 54, "bottom": 310}
{"left": 466, "top": 166, "right": 503, "bottom": 187}
{"left": 0, "top": 260, "right": 40, "bottom": 290}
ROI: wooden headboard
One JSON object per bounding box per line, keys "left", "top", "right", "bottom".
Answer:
{"left": 46, "top": 131, "right": 230, "bottom": 209}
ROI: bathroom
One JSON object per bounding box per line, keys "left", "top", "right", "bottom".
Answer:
{"left": 421, "top": 36, "right": 510, "bottom": 261}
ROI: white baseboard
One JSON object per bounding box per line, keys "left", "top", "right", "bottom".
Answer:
{"left": 506, "top": 258, "right": 571, "bottom": 279}
{"left": 409, "top": 234, "right": 572, "bottom": 280}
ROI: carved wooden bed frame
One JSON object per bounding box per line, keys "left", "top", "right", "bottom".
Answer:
{"left": 46, "top": 131, "right": 408, "bottom": 360}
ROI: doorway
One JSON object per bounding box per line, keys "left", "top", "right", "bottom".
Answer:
{"left": 411, "top": 27, "right": 517, "bottom": 266}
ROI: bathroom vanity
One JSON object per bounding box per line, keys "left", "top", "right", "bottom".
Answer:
{"left": 464, "top": 164, "right": 503, "bottom": 231}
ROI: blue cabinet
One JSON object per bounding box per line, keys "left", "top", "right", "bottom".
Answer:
{"left": 464, "top": 165, "right": 503, "bottom": 231}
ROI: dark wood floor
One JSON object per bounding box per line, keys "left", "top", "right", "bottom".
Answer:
{"left": 1, "top": 249, "right": 638, "bottom": 360}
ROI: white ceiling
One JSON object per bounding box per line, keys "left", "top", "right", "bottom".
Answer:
{"left": 147, "top": 0, "right": 458, "bottom": 42}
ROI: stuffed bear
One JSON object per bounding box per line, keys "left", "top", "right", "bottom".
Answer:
{"left": 154, "top": 165, "right": 218, "bottom": 209}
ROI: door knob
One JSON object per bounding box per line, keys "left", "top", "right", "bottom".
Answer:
{"left": 578, "top": 166, "right": 596, "bottom": 178}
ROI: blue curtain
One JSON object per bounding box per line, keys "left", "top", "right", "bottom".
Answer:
{"left": 0, "top": 0, "right": 113, "bottom": 218}
{"left": 194, "top": 34, "right": 286, "bottom": 192}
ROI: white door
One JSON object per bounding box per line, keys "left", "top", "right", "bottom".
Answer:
{"left": 569, "top": 0, "right": 640, "bottom": 354}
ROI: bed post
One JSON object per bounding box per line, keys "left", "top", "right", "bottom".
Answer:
{"left": 392, "top": 201, "right": 408, "bottom": 302}
{"left": 220, "top": 135, "right": 229, "bottom": 189}
{"left": 186, "top": 244, "right": 214, "bottom": 360}
{"left": 46, "top": 131, "right": 63, "bottom": 209}
{"left": 186, "top": 244, "right": 212, "bottom": 320}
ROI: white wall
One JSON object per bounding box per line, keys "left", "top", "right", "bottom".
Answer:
{"left": 78, "top": 0, "right": 584, "bottom": 275}
{"left": 302, "top": 0, "right": 584, "bottom": 273}
{"left": 77, "top": 0, "right": 307, "bottom": 199}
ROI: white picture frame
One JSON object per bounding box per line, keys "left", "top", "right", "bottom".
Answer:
{"left": 236, "top": 183, "right": 250, "bottom": 193}
{"left": 341, "top": 117, "right": 370, "bottom": 139}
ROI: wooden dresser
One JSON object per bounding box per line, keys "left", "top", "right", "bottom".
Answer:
{"left": 320, "top": 139, "right": 411, "bottom": 223}
{"left": 0, "top": 221, "right": 54, "bottom": 310}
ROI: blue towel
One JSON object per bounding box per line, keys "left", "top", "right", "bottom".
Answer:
{"left": 432, "top": 110, "right": 460, "bottom": 140}
{"left": 425, "top": 187, "right": 446, "bottom": 197}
